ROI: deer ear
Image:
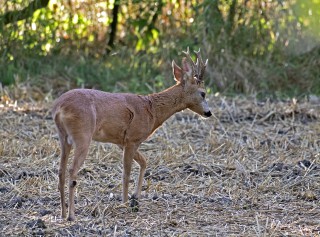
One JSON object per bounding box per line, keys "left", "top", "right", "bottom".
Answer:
{"left": 172, "top": 60, "right": 182, "bottom": 82}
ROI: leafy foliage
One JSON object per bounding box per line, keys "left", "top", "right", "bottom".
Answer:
{"left": 0, "top": 0, "right": 319, "bottom": 97}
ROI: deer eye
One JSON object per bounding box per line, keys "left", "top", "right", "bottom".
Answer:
{"left": 200, "top": 92, "right": 206, "bottom": 99}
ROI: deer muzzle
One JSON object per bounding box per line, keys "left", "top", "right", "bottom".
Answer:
{"left": 204, "top": 111, "right": 212, "bottom": 117}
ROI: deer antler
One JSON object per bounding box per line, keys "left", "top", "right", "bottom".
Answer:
{"left": 182, "top": 47, "right": 208, "bottom": 83}
{"left": 194, "top": 48, "right": 208, "bottom": 82}
{"left": 182, "top": 47, "right": 196, "bottom": 72}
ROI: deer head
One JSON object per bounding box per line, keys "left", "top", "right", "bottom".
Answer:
{"left": 172, "top": 48, "right": 211, "bottom": 118}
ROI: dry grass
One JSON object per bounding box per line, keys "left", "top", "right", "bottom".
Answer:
{"left": 1, "top": 95, "right": 320, "bottom": 236}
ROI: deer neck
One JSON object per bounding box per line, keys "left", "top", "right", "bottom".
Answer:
{"left": 149, "top": 84, "right": 186, "bottom": 129}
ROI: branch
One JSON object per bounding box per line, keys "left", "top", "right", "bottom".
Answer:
{"left": 0, "top": 0, "right": 50, "bottom": 26}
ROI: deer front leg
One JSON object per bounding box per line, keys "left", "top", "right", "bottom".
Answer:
{"left": 130, "top": 151, "right": 147, "bottom": 210}
{"left": 122, "top": 144, "right": 138, "bottom": 204}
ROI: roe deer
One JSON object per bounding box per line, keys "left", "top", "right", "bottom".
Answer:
{"left": 52, "top": 48, "right": 212, "bottom": 221}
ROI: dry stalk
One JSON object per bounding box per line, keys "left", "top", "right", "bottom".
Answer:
{"left": 0, "top": 96, "right": 319, "bottom": 236}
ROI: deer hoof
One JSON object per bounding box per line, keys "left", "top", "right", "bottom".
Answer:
{"left": 67, "top": 216, "right": 75, "bottom": 222}
{"left": 130, "top": 195, "right": 139, "bottom": 212}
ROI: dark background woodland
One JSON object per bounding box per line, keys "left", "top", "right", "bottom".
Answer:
{"left": 0, "top": 0, "right": 319, "bottom": 98}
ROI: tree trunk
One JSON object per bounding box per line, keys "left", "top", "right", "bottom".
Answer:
{"left": 107, "top": 0, "right": 120, "bottom": 53}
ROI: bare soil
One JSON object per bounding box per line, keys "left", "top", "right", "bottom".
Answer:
{"left": 1, "top": 96, "right": 319, "bottom": 236}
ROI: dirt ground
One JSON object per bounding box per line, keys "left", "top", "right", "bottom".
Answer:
{"left": 1, "top": 95, "right": 319, "bottom": 236}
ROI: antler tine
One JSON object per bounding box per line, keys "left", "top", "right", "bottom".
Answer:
{"left": 194, "top": 48, "right": 208, "bottom": 82}
{"left": 194, "top": 48, "right": 207, "bottom": 67}
{"left": 182, "top": 47, "right": 197, "bottom": 72}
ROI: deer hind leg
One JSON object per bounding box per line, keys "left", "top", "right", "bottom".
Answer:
{"left": 67, "top": 135, "right": 91, "bottom": 221}
{"left": 130, "top": 151, "right": 147, "bottom": 210}
{"left": 58, "top": 136, "right": 72, "bottom": 219}
{"left": 55, "top": 119, "right": 72, "bottom": 219}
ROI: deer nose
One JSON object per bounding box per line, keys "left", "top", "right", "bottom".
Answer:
{"left": 204, "top": 111, "right": 212, "bottom": 117}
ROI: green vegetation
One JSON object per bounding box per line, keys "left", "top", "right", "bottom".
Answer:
{"left": 0, "top": 0, "right": 319, "bottom": 97}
